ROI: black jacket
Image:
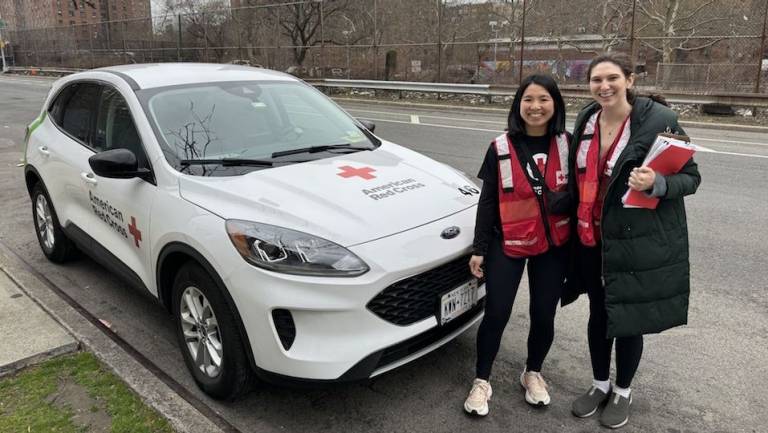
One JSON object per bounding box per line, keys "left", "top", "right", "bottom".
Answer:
{"left": 562, "top": 97, "right": 701, "bottom": 338}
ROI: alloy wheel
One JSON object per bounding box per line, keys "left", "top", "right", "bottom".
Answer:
{"left": 180, "top": 286, "right": 224, "bottom": 378}
{"left": 35, "top": 194, "right": 55, "bottom": 251}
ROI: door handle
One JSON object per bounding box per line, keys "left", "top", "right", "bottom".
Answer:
{"left": 37, "top": 146, "right": 51, "bottom": 156}
{"left": 80, "top": 172, "right": 98, "bottom": 185}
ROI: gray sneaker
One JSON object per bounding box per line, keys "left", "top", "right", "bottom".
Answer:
{"left": 600, "top": 392, "right": 632, "bottom": 429}
{"left": 571, "top": 385, "right": 609, "bottom": 418}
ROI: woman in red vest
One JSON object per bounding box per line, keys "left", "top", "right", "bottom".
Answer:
{"left": 463, "top": 74, "right": 572, "bottom": 416}
{"left": 566, "top": 53, "right": 700, "bottom": 429}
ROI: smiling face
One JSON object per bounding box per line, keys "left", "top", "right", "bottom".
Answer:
{"left": 589, "top": 61, "right": 635, "bottom": 109}
{"left": 519, "top": 83, "right": 555, "bottom": 136}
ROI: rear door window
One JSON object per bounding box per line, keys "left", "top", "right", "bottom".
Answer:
{"left": 59, "top": 83, "right": 101, "bottom": 145}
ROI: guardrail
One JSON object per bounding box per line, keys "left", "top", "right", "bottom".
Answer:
{"left": 5, "top": 66, "right": 767, "bottom": 108}
{"left": 312, "top": 79, "right": 768, "bottom": 108}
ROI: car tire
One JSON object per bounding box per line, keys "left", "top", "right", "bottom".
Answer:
{"left": 31, "top": 183, "right": 77, "bottom": 263}
{"left": 172, "top": 262, "right": 254, "bottom": 400}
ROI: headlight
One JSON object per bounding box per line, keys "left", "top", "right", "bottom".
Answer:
{"left": 225, "top": 220, "right": 369, "bottom": 277}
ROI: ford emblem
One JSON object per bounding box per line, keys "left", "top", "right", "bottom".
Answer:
{"left": 440, "top": 226, "right": 461, "bottom": 239}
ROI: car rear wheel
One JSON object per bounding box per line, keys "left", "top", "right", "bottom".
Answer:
{"left": 172, "top": 262, "right": 254, "bottom": 400}
{"left": 31, "top": 183, "right": 77, "bottom": 263}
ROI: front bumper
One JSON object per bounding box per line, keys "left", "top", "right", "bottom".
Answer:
{"left": 222, "top": 206, "right": 483, "bottom": 381}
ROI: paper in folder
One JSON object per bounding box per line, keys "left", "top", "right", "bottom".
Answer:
{"left": 622, "top": 133, "right": 696, "bottom": 209}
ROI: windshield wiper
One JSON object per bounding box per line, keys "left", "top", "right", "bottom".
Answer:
{"left": 179, "top": 158, "right": 274, "bottom": 167}
{"left": 271, "top": 143, "right": 373, "bottom": 158}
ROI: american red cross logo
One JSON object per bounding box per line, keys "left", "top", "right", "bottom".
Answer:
{"left": 557, "top": 170, "right": 566, "bottom": 184}
{"left": 337, "top": 165, "right": 376, "bottom": 180}
{"left": 128, "top": 216, "right": 142, "bottom": 248}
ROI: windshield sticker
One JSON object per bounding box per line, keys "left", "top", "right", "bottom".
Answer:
{"left": 362, "top": 178, "right": 426, "bottom": 201}
{"left": 337, "top": 165, "right": 377, "bottom": 180}
{"left": 89, "top": 191, "right": 128, "bottom": 240}
{"left": 342, "top": 130, "right": 366, "bottom": 143}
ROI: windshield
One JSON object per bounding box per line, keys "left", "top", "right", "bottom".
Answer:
{"left": 143, "top": 81, "right": 376, "bottom": 175}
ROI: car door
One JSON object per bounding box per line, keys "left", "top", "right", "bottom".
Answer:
{"left": 79, "top": 84, "right": 158, "bottom": 290}
{"left": 37, "top": 82, "right": 102, "bottom": 234}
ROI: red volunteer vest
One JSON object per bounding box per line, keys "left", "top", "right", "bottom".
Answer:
{"left": 493, "top": 133, "right": 570, "bottom": 258}
{"left": 575, "top": 111, "right": 631, "bottom": 246}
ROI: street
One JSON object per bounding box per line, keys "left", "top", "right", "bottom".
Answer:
{"left": 1, "top": 74, "right": 766, "bottom": 433}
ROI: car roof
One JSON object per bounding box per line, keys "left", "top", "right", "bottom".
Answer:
{"left": 93, "top": 63, "right": 298, "bottom": 90}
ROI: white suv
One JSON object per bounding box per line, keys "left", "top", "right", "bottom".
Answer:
{"left": 24, "top": 63, "right": 485, "bottom": 399}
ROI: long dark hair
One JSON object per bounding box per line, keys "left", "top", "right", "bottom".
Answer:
{"left": 587, "top": 52, "right": 668, "bottom": 106}
{"left": 507, "top": 74, "right": 566, "bottom": 138}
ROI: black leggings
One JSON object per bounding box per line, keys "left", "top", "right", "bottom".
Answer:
{"left": 475, "top": 238, "right": 567, "bottom": 380}
{"left": 582, "top": 245, "right": 643, "bottom": 389}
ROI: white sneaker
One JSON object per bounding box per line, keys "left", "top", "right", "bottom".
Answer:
{"left": 464, "top": 378, "right": 492, "bottom": 416}
{"left": 520, "top": 370, "right": 551, "bottom": 406}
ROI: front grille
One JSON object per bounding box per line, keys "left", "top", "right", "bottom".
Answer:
{"left": 366, "top": 254, "right": 483, "bottom": 326}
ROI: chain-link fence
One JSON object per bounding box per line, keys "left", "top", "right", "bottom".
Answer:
{"left": 3, "top": 0, "right": 767, "bottom": 93}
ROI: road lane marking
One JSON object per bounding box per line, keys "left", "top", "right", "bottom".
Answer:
{"left": 410, "top": 115, "right": 420, "bottom": 124}
{"left": 359, "top": 117, "right": 501, "bottom": 133}
{"left": 347, "top": 108, "right": 504, "bottom": 125}
{"left": 360, "top": 117, "right": 768, "bottom": 159}
{"left": 350, "top": 108, "right": 767, "bottom": 147}
{"left": 692, "top": 136, "right": 768, "bottom": 147}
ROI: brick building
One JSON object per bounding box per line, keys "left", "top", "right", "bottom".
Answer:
{"left": 0, "top": 0, "right": 151, "bottom": 30}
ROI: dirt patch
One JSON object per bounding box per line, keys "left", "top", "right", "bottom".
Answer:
{"left": 45, "top": 377, "right": 112, "bottom": 432}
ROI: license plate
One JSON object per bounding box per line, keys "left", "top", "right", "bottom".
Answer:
{"left": 439, "top": 279, "right": 484, "bottom": 325}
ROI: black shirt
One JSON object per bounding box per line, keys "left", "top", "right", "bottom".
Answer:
{"left": 472, "top": 133, "right": 567, "bottom": 256}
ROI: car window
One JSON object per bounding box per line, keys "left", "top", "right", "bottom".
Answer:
{"left": 60, "top": 83, "right": 101, "bottom": 144}
{"left": 94, "top": 87, "right": 149, "bottom": 168}
{"left": 47, "top": 84, "right": 78, "bottom": 123}
{"left": 145, "top": 81, "right": 372, "bottom": 166}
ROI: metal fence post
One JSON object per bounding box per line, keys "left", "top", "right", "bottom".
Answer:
{"left": 518, "top": 0, "right": 527, "bottom": 85}
{"left": 177, "top": 14, "right": 182, "bottom": 62}
{"left": 437, "top": 0, "right": 442, "bottom": 83}
{"left": 122, "top": 21, "right": 128, "bottom": 64}
{"left": 276, "top": 7, "right": 281, "bottom": 70}
{"left": 203, "top": 12, "right": 209, "bottom": 63}
{"left": 89, "top": 24, "right": 95, "bottom": 68}
{"left": 629, "top": 0, "right": 638, "bottom": 64}
{"left": 755, "top": 0, "right": 768, "bottom": 93}
{"left": 373, "top": 0, "right": 378, "bottom": 80}
{"left": 146, "top": 17, "right": 153, "bottom": 63}
{"left": 320, "top": 0, "right": 325, "bottom": 78}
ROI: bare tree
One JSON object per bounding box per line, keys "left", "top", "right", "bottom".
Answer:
{"left": 637, "top": 0, "right": 727, "bottom": 64}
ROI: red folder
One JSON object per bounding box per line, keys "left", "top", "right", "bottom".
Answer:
{"left": 622, "top": 134, "right": 695, "bottom": 209}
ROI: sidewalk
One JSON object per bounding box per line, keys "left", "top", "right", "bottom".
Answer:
{"left": 0, "top": 267, "right": 77, "bottom": 377}
{"left": 0, "top": 246, "right": 224, "bottom": 433}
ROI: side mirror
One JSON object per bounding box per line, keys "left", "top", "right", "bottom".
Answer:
{"left": 358, "top": 119, "right": 376, "bottom": 133}
{"left": 89, "top": 148, "right": 151, "bottom": 180}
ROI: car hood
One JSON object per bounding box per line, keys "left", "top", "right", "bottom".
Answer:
{"left": 178, "top": 141, "right": 479, "bottom": 246}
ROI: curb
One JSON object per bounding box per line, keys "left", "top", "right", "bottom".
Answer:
{"left": 0, "top": 243, "right": 225, "bottom": 433}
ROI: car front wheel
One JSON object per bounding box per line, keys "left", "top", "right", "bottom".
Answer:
{"left": 31, "top": 183, "right": 77, "bottom": 263}
{"left": 172, "top": 262, "right": 254, "bottom": 400}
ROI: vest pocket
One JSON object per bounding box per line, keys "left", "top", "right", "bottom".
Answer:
{"left": 502, "top": 219, "right": 542, "bottom": 257}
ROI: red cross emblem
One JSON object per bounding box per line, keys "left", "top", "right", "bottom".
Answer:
{"left": 128, "top": 216, "right": 142, "bottom": 248}
{"left": 336, "top": 165, "right": 376, "bottom": 180}
{"left": 556, "top": 170, "right": 566, "bottom": 184}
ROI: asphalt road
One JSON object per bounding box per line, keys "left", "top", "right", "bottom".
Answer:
{"left": 1, "top": 74, "right": 766, "bottom": 433}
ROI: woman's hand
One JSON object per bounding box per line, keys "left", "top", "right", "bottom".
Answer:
{"left": 628, "top": 166, "right": 656, "bottom": 191}
{"left": 469, "top": 255, "right": 485, "bottom": 278}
